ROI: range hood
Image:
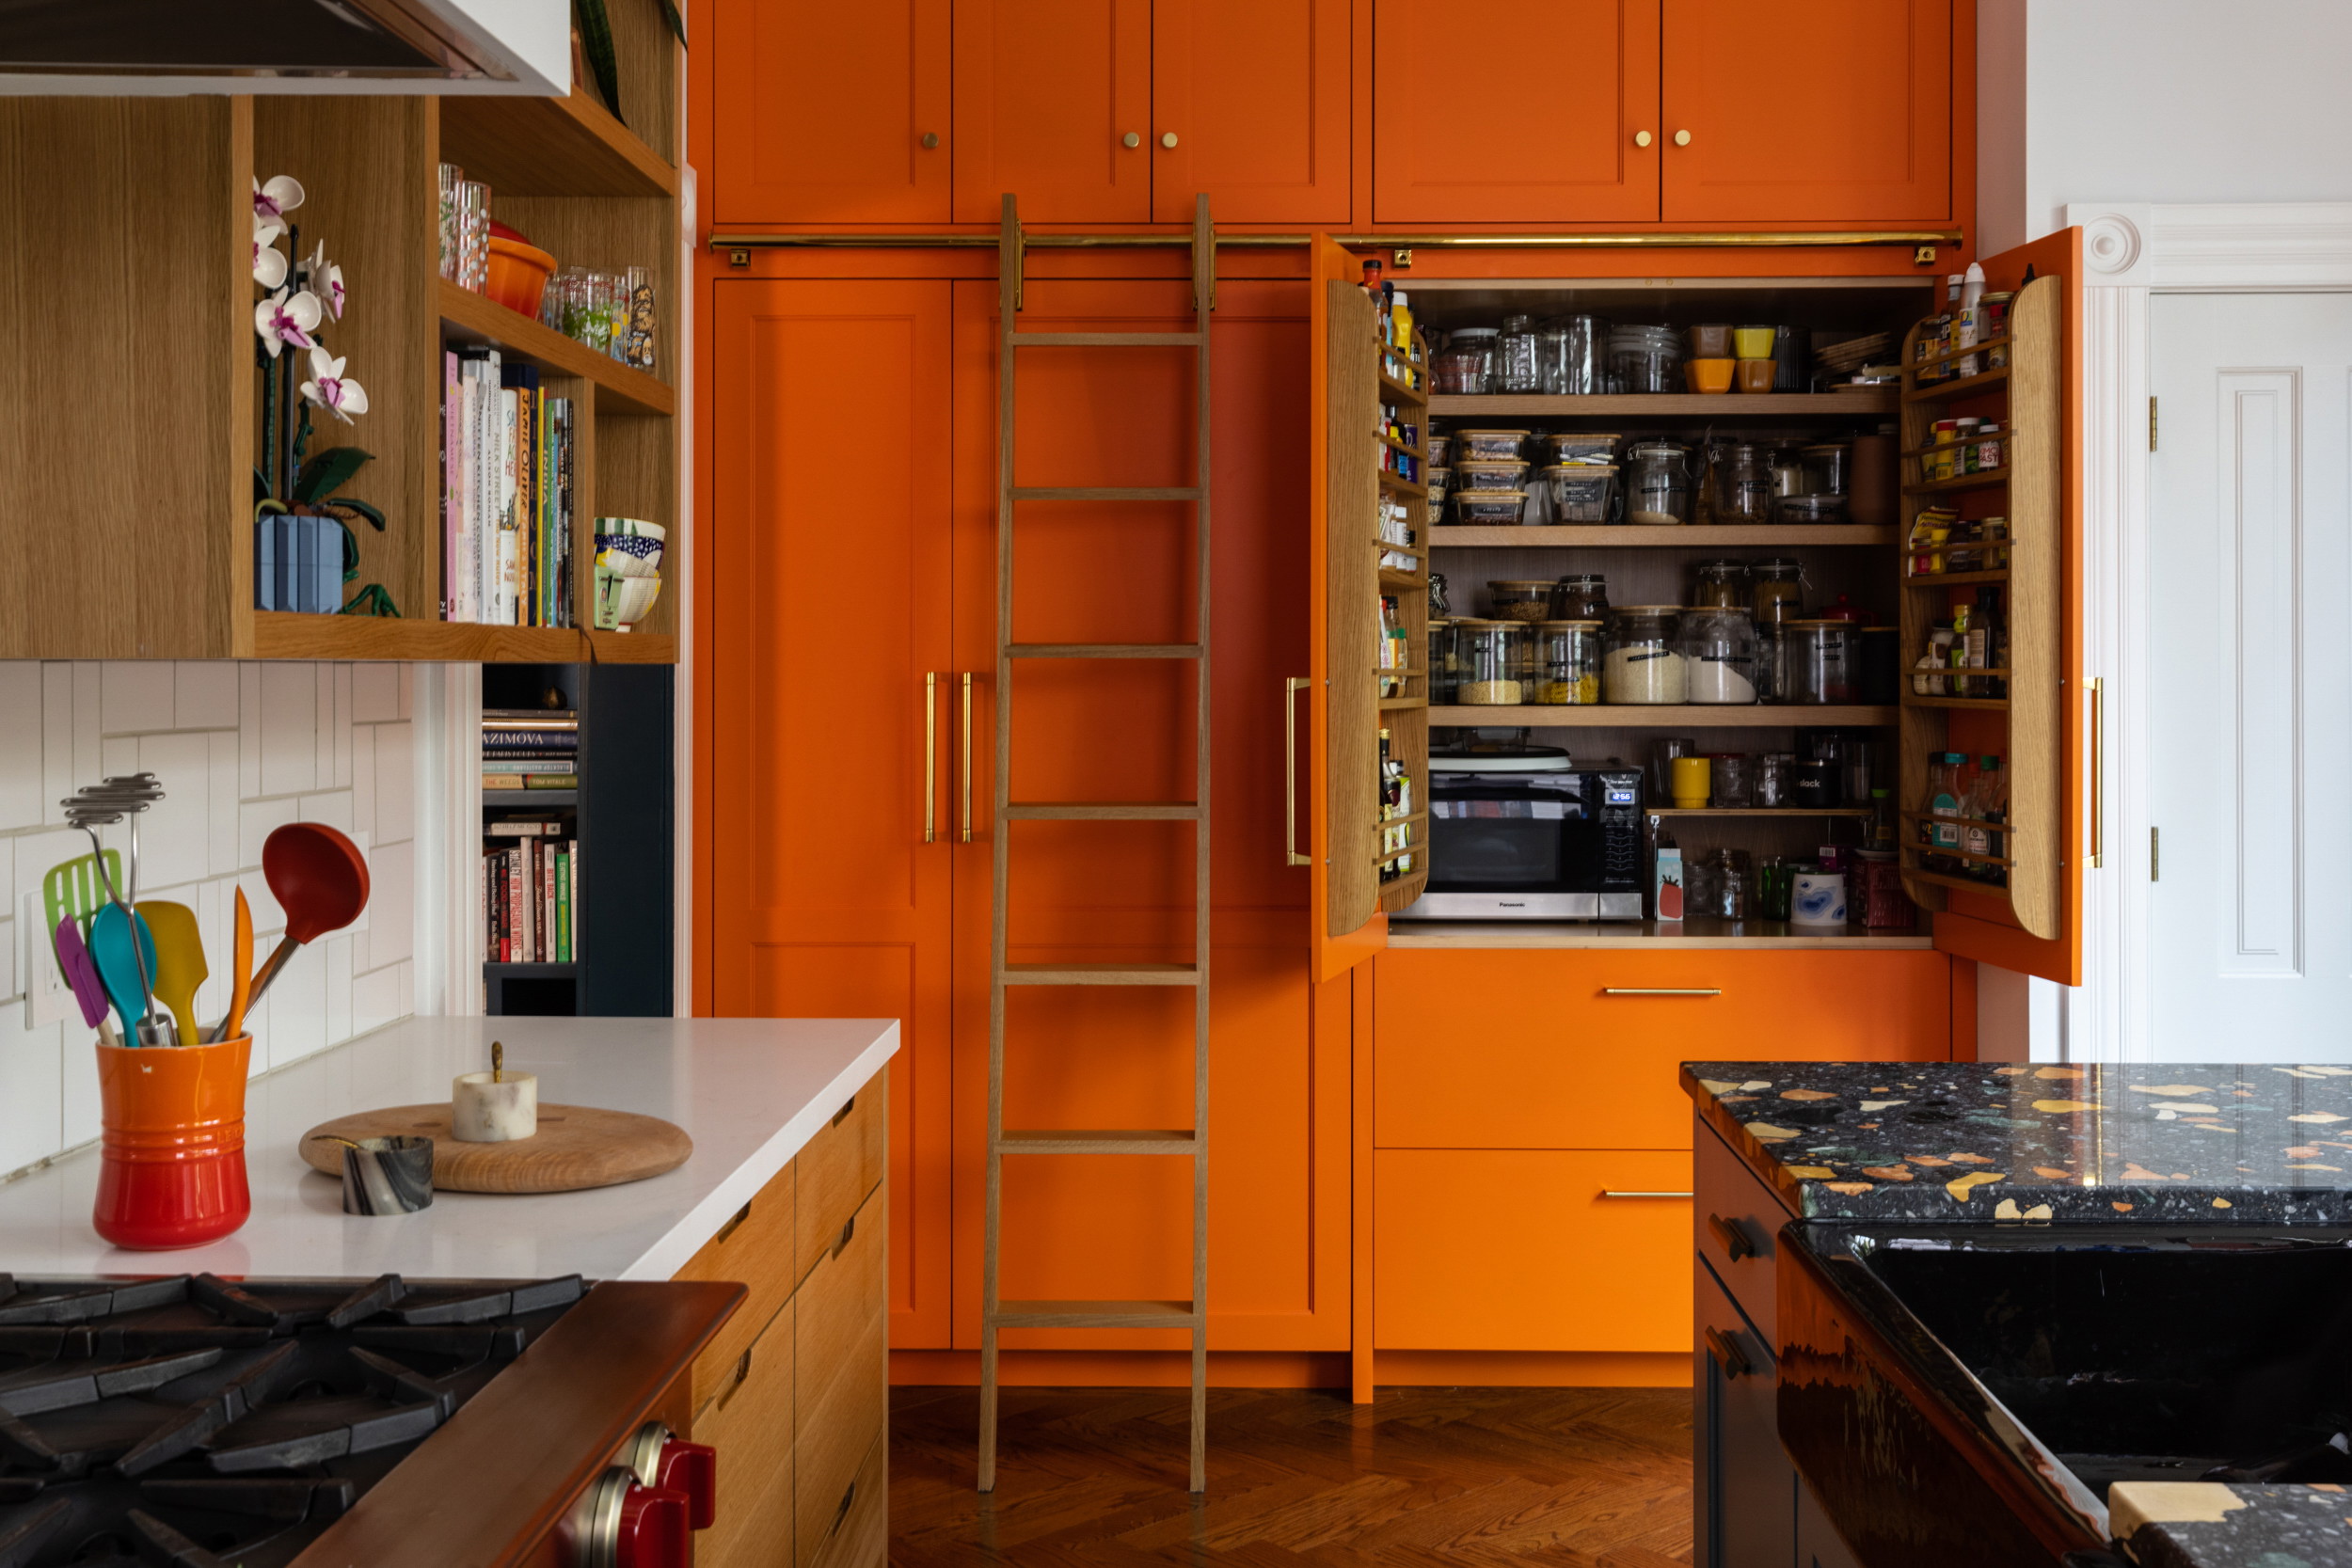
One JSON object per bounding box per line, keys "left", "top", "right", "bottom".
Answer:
{"left": 0, "top": 0, "right": 569, "bottom": 96}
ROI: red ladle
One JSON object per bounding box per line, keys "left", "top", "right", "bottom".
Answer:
{"left": 217, "top": 823, "right": 371, "bottom": 1041}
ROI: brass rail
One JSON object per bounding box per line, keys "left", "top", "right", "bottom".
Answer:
{"left": 712, "top": 229, "right": 1963, "bottom": 252}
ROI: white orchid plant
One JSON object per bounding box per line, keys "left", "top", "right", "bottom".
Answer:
{"left": 252, "top": 174, "right": 397, "bottom": 616}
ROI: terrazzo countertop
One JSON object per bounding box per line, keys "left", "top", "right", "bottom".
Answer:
{"left": 1682, "top": 1060, "right": 2352, "bottom": 1223}
{"left": 2109, "top": 1481, "right": 2352, "bottom": 1568}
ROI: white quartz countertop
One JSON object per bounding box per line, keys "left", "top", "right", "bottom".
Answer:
{"left": 0, "top": 1015, "right": 898, "bottom": 1283}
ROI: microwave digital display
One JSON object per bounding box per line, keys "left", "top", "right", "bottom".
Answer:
{"left": 1603, "top": 785, "right": 1637, "bottom": 806}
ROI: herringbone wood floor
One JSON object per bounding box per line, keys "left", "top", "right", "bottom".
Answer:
{"left": 889, "top": 1386, "right": 1694, "bottom": 1566}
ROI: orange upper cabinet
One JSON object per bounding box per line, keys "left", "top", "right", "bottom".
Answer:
{"left": 1660, "top": 0, "right": 1954, "bottom": 223}
{"left": 711, "top": 0, "right": 952, "bottom": 225}
{"left": 954, "top": 0, "right": 1153, "bottom": 224}
{"left": 1150, "top": 0, "right": 1352, "bottom": 224}
{"left": 1372, "top": 0, "right": 1661, "bottom": 225}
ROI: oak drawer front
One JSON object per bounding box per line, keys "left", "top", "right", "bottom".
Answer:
{"left": 1694, "top": 1115, "right": 1793, "bottom": 1348}
{"left": 795, "top": 1184, "right": 886, "bottom": 1429}
{"left": 691, "top": 1301, "right": 795, "bottom": 1568}
{"left": 809, "top": 1430, "right": 887, "bottom": 1568}
{"left": 1375, "top": 1148, "right": 1692, "bottom": 1352}
{"left": 795, "top": 1069, "right": 887, "bottom": 1286}
{"left": 675, "top": 1159, "right": 796, "bottom": 1410}
{"left": 1374, "top": 948, "right": 1951, "bottom": 1150}
{"left": 793, "top": 1315, "right": 886, "bottom": 1568}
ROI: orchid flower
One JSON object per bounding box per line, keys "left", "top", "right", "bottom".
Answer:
{"left": 252, "top": 175, "right": 305, "bottom": 230}
{"left": 306, "top": 240, "right": 346, "bottom": 320}
{"left": 254, "top": 288, "right": 323, "bottom": 357}
{"left": 300, "top": 345, "right": 369, "bottom": 423}
{"left": 253, "top": 230, "right": 287, "bottom": 290}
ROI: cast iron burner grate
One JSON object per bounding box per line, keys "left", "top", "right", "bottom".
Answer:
{"left": 0, "top": 1271, "right": 582, "bottom": 1568}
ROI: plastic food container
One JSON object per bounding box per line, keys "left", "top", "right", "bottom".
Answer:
{"left": 1454, "top": 459, "right": 1531, "bottom": 491}
{"left": 1686, "top": 357, "right": 1737, "bottom": 394}
{"left": 1453, "top": 620, "right": 1527, "bottom": 705}
{"left": 1538, "top": 463, "right": 1618, "bottom": 523}
{"left": 1778, "top": 494, "right": 1849, "bottom": 524}
{"left": 1453, "top": 429, "right": 1529, "bottom": 463}
{"left": 1541, "top": 432, "right": 1619, "bottom": 467}
{"left": 1688, "top": 324, "right": 1735, "bottom": 359}
{"left": 1530, "top": 621, "right": 1604, "bottom": 705}
{"left": 1426, "top": 467, "right": 1452, "bottom": 502}
{"left": 1603, "top": 607, "right": 1686, "bottom": 704}
{"left": 1486, "top": 580, "right": 1554, "bottom": 623}
{"left": 1427, "top": 433, "right": 1454, "bottom": 467}
{"left": 1733, "top": 325, "right": 1777, "bottom": 359}
{"left": 1453, "top": 491, "right": 1525, "bottom": 527}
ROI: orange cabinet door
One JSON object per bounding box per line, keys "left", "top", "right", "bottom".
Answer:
{"left": 710, "top": 0, "right": 950, "bottom": 224}
{"left": 1660, "top": 0, "right": 1953, "bottom": 223}
{"left": 1372, "top": 0, "right": 1661, "bottom": 224}
{"left": 709, "top": 280, "right": 955, "bottom": 1350}
{"left": 1375, "top": 1149, "right": 1692, "bottom": 1351}
{"left": 1150, "top": 0, "right": 1352, "bottom": 225}
{"left": 953, "top": 0, "right": 1152, "bottom": 224}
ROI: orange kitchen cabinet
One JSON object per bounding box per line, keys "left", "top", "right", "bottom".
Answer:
{"left": 1151, "top": 0, "right": 1352, "bottom": 224}
{"left": 710, "top": 0, "right": 951, "bottom": 224}
{"left": 708, "top": 279, "right": 956, "bottom": 1350}
{"left": 1661, "top": 0, "right": 1954, "bottom": 223}
{"left": 1373, "top": 948, "right": 1953, "bottom": 1150}
{"left": 1371, "top": 0, "right": 1661, "bottom": 224}
{"left": 953, "top": 0, "right": 1153, "bottom": 224}
{"left": 1375, "top": 1149, "right": 1692, "bottom": 1351}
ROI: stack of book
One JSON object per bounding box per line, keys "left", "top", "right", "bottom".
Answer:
{"left": 482, "top": 706, "right": 577, "bottom": 790}
{"left": 484, "top": 819, "right": 576, "bottom": 963}
{"left": 442, "top": 348, "right": 579, "bottom": 627}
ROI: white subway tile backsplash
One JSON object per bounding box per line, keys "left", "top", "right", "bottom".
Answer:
{"left": 102, "top": 662, "right": 176, "bottom": 736}
{"left": 259, "top": 664, "right": 316, "bottom": 797}
{"left": 207, "top": 731, "right": 239, "bottom": 876}
{"left": 351, "top": 663, "right": 400, "bottom": 723}
{"left": 0, "top": 665, "right": 41, "bottom": 832}
{"left": 134, "top": 732, "right": 213, "bottom": 891}
{"left": 373, "top": 722, "right": 414, "bottom": 845}
{"left": 296, "top": 790, "right": 355, "bottom": 835}
{"left": 0, "top": 1004, "right": 63, "bottom": 1176}
{"left": 312, "top": 667, "right": 336, "bottom": 793}
{"left": 177, "top": 661, "right": 240, "bottom": 730}
{"left": 99, "top": 737, "right": 137, "bottom": 783}
{"left": 239, "top": 665, "right": 262, "bottom": 797}
{"left": 0, "top": 915, "right": 15, "bottom": 1002}
{"left": 71, "top": 665, "right": 100, "bottom": 788}
{"left": 333, "top": 667, "right": 353, "bottom": 787}
{"left": 350, "top": 726, "right": 376, "bottom": 844}
{"left": 238, "top": 797, "right": 302, "bottom": 870}
{"left": 364, "top": 845, "right": 412, "bottom": 968}
{"left": 265, "top": 942, "right": 327, "bottom": 1070}
{"left": 325, "top": 933, "right": 354, "bottom": 1045}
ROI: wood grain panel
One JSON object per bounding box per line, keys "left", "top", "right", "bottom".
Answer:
{"left": 675, "top": 1159, "right": 795, "bottom": 1409}
{"left": 691, "top": 1298, "right": 795, "bottom": 1568}
{"left": 795, "top": 1075, "right": 888, "bottom": 1284}
{"left": 1323, "top": 279, "right": 1380, "bottom": 939}
{"left": 811, "top": 1431, "right": 886, "bottom": 1568}
{"left": 799, "top": 1185, "right": 888, "bottom": 1431}
{"left": 2004, "top": 274, "right": 2063, "bottom": 940}
{"left": 795, "top": 1315, "right": 887, "bottom": 1568}
{"left": 297, "top": 1102, "right": 691, "bottom": 1190}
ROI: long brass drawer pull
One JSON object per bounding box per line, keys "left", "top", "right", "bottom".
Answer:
{"left": 1283, "top": 676, "right": 1310, "bottom": 866}
{"left": 1708, "top": 1212, "right": 1757, "bottom": 1261}
{"left": 923, "top": 672, "right": 937, "bottom": 843}
{"left": 833, "top": 1214, "right": 856, "bottom": 1259}
{"left": 961, "top": 673, "right": 976, "bottom": 843}
{"left": 1601, "top": 987, "right": 1722, "bottom": 997}
{"left": 1600, "top": 1190, "right": 1693, "bottom": 1199}
{"left": 1705, "top": 1326, "right": 1751, "bottom": 1380}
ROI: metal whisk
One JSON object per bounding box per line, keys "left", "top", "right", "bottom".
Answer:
{"left": 63, "top": 774, "right": 169, "bottom": 1047}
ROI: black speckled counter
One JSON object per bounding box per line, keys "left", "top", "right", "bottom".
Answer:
{"left": 2110, "top": 1481, "right": 2352, "bottom": 1567}
{"left": 1682, "top": 1059, "right": 2352, "bottom": 1223}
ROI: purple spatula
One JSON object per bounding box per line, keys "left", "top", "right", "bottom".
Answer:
{"left": 54, "top": 917, "right": 118, "bottom": 1043}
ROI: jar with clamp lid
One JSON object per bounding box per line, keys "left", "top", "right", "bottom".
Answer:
{"left": 1623, "top": 442, "right": 1693, "bottom": 525}
{"left": 1454, "top": 620, "right": 1527, "bottom": 705}
{"left": 1691, "top": 559, "right": 1748, "bottom": 610}
{"left": 1494, "top": 315, "right": 1543, "bottom": 395}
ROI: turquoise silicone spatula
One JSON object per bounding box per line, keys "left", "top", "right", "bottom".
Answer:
{"left": 88, "top": 903, "right": 161, "bottom": 1046}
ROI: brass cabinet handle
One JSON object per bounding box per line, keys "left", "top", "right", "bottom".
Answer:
{"left": 1601, "top": 1190, "right": 1693, "bottom": 1199}
{"left": 921, "top": 132, "right": 940, "bottom": 150}
{"left": 1160, "top": 131, "right": 1179, "bottom": 149}
{"left": 961, "top": 673, "right": 976, "bottom": 843}
{"left": 1705, "top": 1325, "right": 1751, "bottom": 1380}
{"left": 833, "top": 1213, "right": 857, "bottom": 1259}
{"left": 1122, "top": 132, "right": 1141, "bottom": 149}
{"left": 1633, "top": 130, "right": 1653, "bottom": 148}
{"left": 1708, "top": 1212, "right": 1757, "bottom": 1261}
{"left": 1674, "top": 129, "right": 1692, "bottom": 147}
{"left": 923, "top": 672, "right": 937, "bottom": 843}
{"left": 1283, "top": 677, "right": 1311, "bottom": 866}
{"left": 1601, "top": 987, "right": 1721, "bottom": 997}
{"left": 2087, "top": 676, "right": 2104, "bottom": 869}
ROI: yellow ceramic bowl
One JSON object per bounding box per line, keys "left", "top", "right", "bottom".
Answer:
{"left": 1733, "top": 325, "right": 1777, "bottom": 359}
{"left": 1685, "top": 357, "right": 1736, "bottom": 394}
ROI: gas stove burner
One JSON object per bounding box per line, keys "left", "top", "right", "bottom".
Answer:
{"left": 0, "top": 1274, "right": 585, "bottom": 1568}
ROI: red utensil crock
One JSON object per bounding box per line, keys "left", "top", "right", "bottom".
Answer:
{"left": 92, "top": 1035, "right": 252, "bottom": 1250}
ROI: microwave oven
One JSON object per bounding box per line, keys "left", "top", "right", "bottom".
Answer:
{"left": 1397, "top": 750, "right": 1645, "bottom": 920}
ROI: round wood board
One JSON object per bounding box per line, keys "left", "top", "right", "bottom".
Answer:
{"left": 298, "top": 1103, "right": 692, "bottom": 1194}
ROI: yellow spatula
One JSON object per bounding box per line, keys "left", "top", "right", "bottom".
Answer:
{"left": 136, "top": 899, "right": 206, "bottom": 1047}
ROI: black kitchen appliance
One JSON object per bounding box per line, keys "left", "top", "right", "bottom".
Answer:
{"left": 1398, "top": 748, "right": 1643, "bottom": 920}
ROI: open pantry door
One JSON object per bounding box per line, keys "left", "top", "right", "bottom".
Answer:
{"left": 1305, "top": 235, "right": 1430, "bottom": 983}
{"left": 1902, "top": 229, "right": 2085, "bottom": 985}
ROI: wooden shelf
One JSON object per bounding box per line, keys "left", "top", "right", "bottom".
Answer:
{"left": 1431, "top": 704, "right": 1896, "bottom": 727}
{"left": 1378, "top": 566, "right": 1429, "bottom": 589}
{"left": 1646, "top": 807, "right": 1873, "bottom": 818}
{"left": 1902, "top": 865, "right": 2012, "bottom": 895}
{"left": 485, "top": 790, "right": 578, "bottom": 809}
{"left": 1380, "top": 371, "right": 1427, "bottom": 405}
{"left": 1903, "top": 569, "right": 2010, "bottom": 588}
{"left": 1431, "top": 524, "right": 1899, "bottom": 548}
{"left": 1902, "top": 365, "right": 2010, "bottom": 404}
{"left": 253, "top": 612, "right": 675, "bottom": 663}
{"left": 1429, "top": 391, "right": 1898, "bottom": 418}
{"left": 436, "top": 88, "right": 675, "bottom": 198}
{"left": 1387, "top": 917, "right": 1933, "bottom": 951}
{"left": 1909, "top": 334, "right": 2011, "bottom": 373}
{"left": 483, "top": 960, "right": 581, "bottom": 976}
{"left": 1378, "top": 470, "right": 1428, "bottom": 499}
{"left": 438, "top": 281, "right": 675, "bottom": 417}
{"left": 1379, "top": 696, "right": 1427, "bottom": 711}
{"left": 1902, "top": 692, "right": 2008, "bottom": 711}
{"left": 1902, "top": 467, "right": 2010, "bottom": 495}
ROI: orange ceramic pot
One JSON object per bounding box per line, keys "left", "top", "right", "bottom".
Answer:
{"left": 484, "top": 235, "right": 557, "bottom": 319}
{"left": 92, "top": 1035, "right": 252, "bottom": 1250}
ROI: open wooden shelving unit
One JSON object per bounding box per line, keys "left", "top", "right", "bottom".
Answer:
{"left": 0, "top": 0, "right": 680, "bottom": 661}
{"left": 1432, "top": 704, "right": 1896, "bottom": 728}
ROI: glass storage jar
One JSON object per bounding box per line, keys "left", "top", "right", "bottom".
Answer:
{"left": 1608, "top": 325, "right": 1683, "bottom": 394}
{"left": 1603, "top": 607, "right": 1686, "bottom": 704}
{"left": 1691, "top": 559, "right": 1749, "bottom": 610}
{"left": 1430, "top": 328, "right": 1496, "bottom": 395}
{"left": 1486, "top": 579, "right": 1552, "bottom": 622}
{"left": 1711, "top": 442, "right": 1773, "bottom": 524}
{"left": 1495, "top": 315, "right": 1544, "bottom": 395}
{"left": 1550, "top": 573, "right": 1609, "bottom": 621}
{"left": 1623, "top": 442, "right": 1693, "bottom": 525}
{"left": 1541, "top": 314, "right": 1608, "bottom": 395}
{"left": 1427, "top": 619, "right": 1457, "bottom": 705}
{"left": 1680, "top": 607, "right": 1759, "bottom": 704}
{"left": 1749, "top": 558, "right": 1805, "bottom": 626}
{"left": 1530, "top": 620, "right": 1603, "bottom": 705}
{"left": 1783, "top": 619, "right": 1859, "bottom": 704}
{"left": 1454, "top": 620, "right": 1527, "bottom": 705}
{"left": 1801, "top": 441, "right": 1852, "bottom": 497}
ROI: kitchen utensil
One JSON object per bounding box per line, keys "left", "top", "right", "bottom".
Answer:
{"left": 93, "top": 1032, "right": 250, "bottom": 1248}
{"left": 41, "top": 849, "right": 124, "bottom": 957}
{"left": 240, "top": 823, "right": 371, "bottom": 1027}
{"left": 341, "top": 1135, "right": 437, "bottom": 1215}
{"left": 52, "top": 918, "right": 114, "bottom": 1035}
{"left": 61, "top": 775, "right": 167, "bottom": 1037}
{"left": 298, "top": 1103, "right": 692, "bottom": 1193}
{"left": 223, "top": 886, "right": 255, "bottom": 1045}
{"left": 137, "top": 899, "right": 205, "bottom": 1047}
{"left": 88, "top": 903, "right": 165, "bottom": 1046}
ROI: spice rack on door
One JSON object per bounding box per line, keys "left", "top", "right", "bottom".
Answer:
{"left": 1359, "top": 309, "right": 1432, "bottom": 914}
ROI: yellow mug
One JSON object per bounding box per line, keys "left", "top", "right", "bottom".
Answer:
{"left": 1671, "top": 754, "right": 1712, "bottom": 808}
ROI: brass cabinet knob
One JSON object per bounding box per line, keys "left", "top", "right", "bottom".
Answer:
{"left": 1674, "top": 128, "right": 1692, "bottom": 147}
{"left": 1633, "top": 130, "right": 1652, "bottom": 148}
{"left": 1161, "top": 131, "right": 1179, "bottom": 149}
{"left": 921, "top": 132, "right": 940, "bottom": 150}
{"left": 1122, "top": 132, "right": 1140, "bottom": 148}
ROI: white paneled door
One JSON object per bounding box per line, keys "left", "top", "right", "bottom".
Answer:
{"left": 2148, "top": 294, "right": 2352, "bottom": 1060}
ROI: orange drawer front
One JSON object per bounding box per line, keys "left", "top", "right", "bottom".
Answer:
{"left": 1374, "top": 947, "right": 1952, "bottom": 1150}
{"left": 1374, "top": 1148, "right": 1692, "bottom": 1353}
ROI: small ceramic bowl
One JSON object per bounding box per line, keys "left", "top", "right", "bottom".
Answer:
{"left": 1685, "top": 357, "right": 1737, "bottom": 394}
{"left": 1734, "top": 358, "right": 1778, "bottom": 393}
{"left": 1734, "top": 325, "right": 1778, "bottom": 359}
{"left": 594, "top": 532, "right": 663, "bottom": 579}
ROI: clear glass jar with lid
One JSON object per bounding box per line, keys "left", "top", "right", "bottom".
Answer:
{"left": 1690, "top": 559, "right": 1749, "bottom": 610}
{"left": 1530, "top": 621, "right": 1603, "bottom": 705}
{"left": 1431, "top": 328, "right": 1496, "bottom": 395}
{"left": 1453, "top": 620, "right": 1528, "bottom": 705}
{"left": 1549, "top": 572, "right": 1610, "bottom": 621}
{"left": 1427, "top": 619, "right": 1456, "bottom": 705}
{"left": 1623, "top": 442, "right": 1693, "bottom": 525}
{"left": 1711, "top": 442, "right": 1774, "bottom": 524}
{"left": 1783, "top": 619, "right": 1859, "bottom": 704}
{"left": 1494, "top": 315, "right": 1543, "bottom": 395}
{"left": 1749, "top": 558, "right": 1806, "bottom": 626}
{"left": 1680, "top": 607, "right": 1759, "bottom": 704}
{"left": 1602, "top": 606, "right": 1687, "bottom": 704}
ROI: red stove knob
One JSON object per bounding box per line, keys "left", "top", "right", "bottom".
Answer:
{"left": 612, "top": 1482, "right": 691, "bottom": 1568}
{"left": 651, "top": 1438, "right": 717, "bottom": 1529}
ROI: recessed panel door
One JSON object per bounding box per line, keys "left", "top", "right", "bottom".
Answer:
{"left": 1151, "top": 0, "right": 1352, "bottom": 224}
{"left": 953, "top": 0, "right": 1152, "bottom": 223}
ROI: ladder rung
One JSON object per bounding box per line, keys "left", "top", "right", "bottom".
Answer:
{"left": 1000, "top": 962, "right": 1201, "bottom": 987}
{"left": 1003, "top": 801, "right": 1200, "bottom": 821}
{"left": 1009, "top": 332, "right": 1204, "bottom": 347}
{"left": 1010, "top": 486, "right": 1203, "bottom": 502}
{"left": 995, "top": 1130, "right": 1200, "bottom": 1155}
{"left": 1006, "top": 642, "right": 1202, "bottom": 659}
{"left": 989, "top": 1299, "right": 1200, "bottom": 1328}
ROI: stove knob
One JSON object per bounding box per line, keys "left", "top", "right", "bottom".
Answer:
{"left": 653, "top": 1439, "right": 717, "bottom": 1530}
{"left": 612, "top": 1482, "right": 691, "bottom": 1568}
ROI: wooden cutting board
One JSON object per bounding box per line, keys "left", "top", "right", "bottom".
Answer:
{"left": 298, "top": 1103, "right": 692, "bottom": 1194}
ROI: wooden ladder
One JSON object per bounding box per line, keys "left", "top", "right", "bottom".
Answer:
{"left": 979, "top": 193, "right": 1216, "bottom": 1495}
